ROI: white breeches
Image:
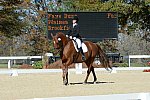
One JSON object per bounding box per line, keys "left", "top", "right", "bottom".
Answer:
{"left": 74, "top": 38, "right": 82, "bottom": 48}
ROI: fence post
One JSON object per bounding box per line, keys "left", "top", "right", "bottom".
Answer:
{"left": 8, "top": 60, "right": 11, "bottom": 69}
{"left": 128, "top": 55, "right": 131, "bottom": 67}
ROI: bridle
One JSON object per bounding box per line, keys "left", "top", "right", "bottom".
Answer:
{"left": 52, "top": 37, "right": 64, "bottom": 57}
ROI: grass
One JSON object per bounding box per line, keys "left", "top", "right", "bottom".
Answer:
{"left": 130, "top": 63, "right": 148, "bottom": 67}
{"left": 111, "top": 62, "right": 149, "bottom": 67}
{"left": 0, "top": 64, "right": 21, "bottom": 68}
{"left": 0, "top": 64, "right": 7, "bottom": 68}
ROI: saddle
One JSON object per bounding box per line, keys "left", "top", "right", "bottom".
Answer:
{"left": 72, "top": 40, "right": 88, "bottom": 53}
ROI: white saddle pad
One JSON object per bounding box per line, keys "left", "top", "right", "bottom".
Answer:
{"left": 72, "top": 40, "right": 88, "bottom": 53}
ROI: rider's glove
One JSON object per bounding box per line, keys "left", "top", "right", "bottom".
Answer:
{"left": 66, "top": 35, "right": 68, "bottom": 37}
{"left": 69, "top": 36, "right": 72, "bottom": 39}
{"left": 73, "top": 37, "right": 76, "bottom": 40}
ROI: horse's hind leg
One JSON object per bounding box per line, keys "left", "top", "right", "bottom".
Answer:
{"left": 84, "top": 66, "right": 97, "bottom": 84}
{"left": 91, "top": 66, "right": 97, "bottom": 83}
{"left": 84, "top": 67, "right": 92, "bottom": 84}
{"left": 84, "top": 57, "right": 96, "bottom": 84}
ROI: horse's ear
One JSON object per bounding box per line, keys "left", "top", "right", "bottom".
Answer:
{"left": 51, "top": 33, "right": 54, "bottom": 38}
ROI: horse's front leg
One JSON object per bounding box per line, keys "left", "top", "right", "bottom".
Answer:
{"left": 62, "top": 67, "right": 68, "bottom": 85}
{"left": 62, "top": 58, "right": 72, "bottom": 85}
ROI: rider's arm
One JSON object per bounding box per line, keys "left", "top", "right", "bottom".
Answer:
{"left": 67, "top": 26, "right": 72, "bottom": 36}
{"left": 72, "top": 25, "right": 80, "bottom": 37}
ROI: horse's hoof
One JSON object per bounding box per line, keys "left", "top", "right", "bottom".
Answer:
{"left": 65, "top": 83, "right": 68, "bottom": 85}
{"left": 63, "top": 80, "right": 68, "bottom": 85}
{"left": 83, "top": 82, "right": 87, "bottom": 85}
{"left": 63, "top": 81, "right": 69, "bottom": 85}
{"left": 63, "top": 82, "right": 68, "bottom": 85}
{"left": 63, "top": 83, "right": 68, "bottom": 85}
{"left": 93, "top": 81, "right": 97, "bottom": 84}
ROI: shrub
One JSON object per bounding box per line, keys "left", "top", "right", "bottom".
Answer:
{"left": 33, "top": 61, "right": 43, "bottom": 69}
{"left": 147, "top": 62, "right": 150, "bottom": 67}
{"left": 113, "top": 63, "right": 128, "bottom": 67}
{"left": 143, "top": 69, "right": 150, "bottom": 72}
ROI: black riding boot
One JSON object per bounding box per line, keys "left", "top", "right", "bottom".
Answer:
{"left": 79, "top": 47, "right": 86, "bottom": 61}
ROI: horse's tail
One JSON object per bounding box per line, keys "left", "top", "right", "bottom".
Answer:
{"left": 96, "top": 44, "right": 112, "bottom": 72}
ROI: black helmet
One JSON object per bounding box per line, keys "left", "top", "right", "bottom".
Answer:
{"left": 57, "top": 0, "right": 61, "bottom": 3}
{"left": 73, "top": 16, "right": 79, "bottom": 23}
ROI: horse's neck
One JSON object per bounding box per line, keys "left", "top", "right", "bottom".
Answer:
{"left": 61, "top": 39, "right": 72, "bottom": 49}
{"left": 61, "top": 37, "right": 70, "bottom": 46}
{"left": 59, "top": 39, "right": 70, "bottom": 59}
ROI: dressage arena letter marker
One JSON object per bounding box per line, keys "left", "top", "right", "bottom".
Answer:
{"left": 111, "top": 67, "right": 117, "bottom": 73}
{"left": 75, "top": 63, "right": 82, "bottom": 74}
{"left": 10, "top": 70, "right": 18, "bottom": 76}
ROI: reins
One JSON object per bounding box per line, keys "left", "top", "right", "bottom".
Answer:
{"left": 53, "top": 39, "right": 65, "bottom": 58}
{"left": 53, "top": 49, "right": 61, "bottom": 56}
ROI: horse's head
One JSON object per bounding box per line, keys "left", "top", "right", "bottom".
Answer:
{"left": 51, "top": 32, "right": 68, "bottom": 49}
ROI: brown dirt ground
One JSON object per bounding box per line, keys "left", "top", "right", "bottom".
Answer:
{"left": 0, "top": 70, "right": 150, "bottom": 100}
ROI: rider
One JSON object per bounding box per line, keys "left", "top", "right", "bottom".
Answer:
{"left": 66, "top": 16, "right": 86, "bottom": 60}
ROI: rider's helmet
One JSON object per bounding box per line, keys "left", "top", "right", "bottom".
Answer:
{"left": 73, "top": 16, "right": 79, "bottom": 23}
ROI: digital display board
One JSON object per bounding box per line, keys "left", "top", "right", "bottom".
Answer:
{"left": 47, "top": 12, "right": 118, "bottom": 41}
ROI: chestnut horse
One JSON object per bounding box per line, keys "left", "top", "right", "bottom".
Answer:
{"left": 51, "top": 32, "right": 112, "bottom": 85}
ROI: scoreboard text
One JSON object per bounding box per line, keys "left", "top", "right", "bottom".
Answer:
{"left": 47, "top": 12, "right": 118, "bottom": 40}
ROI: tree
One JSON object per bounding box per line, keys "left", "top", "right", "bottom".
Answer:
{"left": 117, "top": 33, "right": 150, "bottom": 55}
{"left": 0, "top": 0, "right": 27, "bottom": 38}
{"left": 71, "top": 0, "right": 150, "bottom": 35}
{"left": 0, "top": 0, "right": 28, "bottom": 56}
{"left": 17, "top": 0, "right": 50, "bottom": 56}
{"left": 70, "top": 0, "right": 150, "bottom": 54}
{"left": 0, "top": 0, "right": 51, "bottom": 56}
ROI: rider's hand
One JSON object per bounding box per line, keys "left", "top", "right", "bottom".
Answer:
{"left": 66, "top": 35, "right": 68, "bottom": 37}
{"left": 69, "top": 36, "right": 72, "bottom": 39}
{"left": 73, "top": 37, "right": 76, "bottom": 40}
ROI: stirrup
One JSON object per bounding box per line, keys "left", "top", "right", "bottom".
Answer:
{"left": 82, "top": 55, "right": 86, "bottom": 61}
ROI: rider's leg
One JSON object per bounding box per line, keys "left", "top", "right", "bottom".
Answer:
{"left": 76, "top": 38, "right": 86, "bottom": 60}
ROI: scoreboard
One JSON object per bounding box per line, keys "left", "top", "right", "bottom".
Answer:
{"left": 47, "top": 12, "right": 118, "bottom": 41}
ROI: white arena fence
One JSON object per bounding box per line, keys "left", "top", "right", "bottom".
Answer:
{"left": 0, "top": 53, "right": 54, "bottom": 69}
{"left": 0, "top": 55, "right": 150, "bottom": 69}
{"left": 128, "top": 55, "right": 150, "bottom": 67}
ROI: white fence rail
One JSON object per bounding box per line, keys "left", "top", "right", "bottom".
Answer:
{"left": 0, "top": 56, "right": 43, "bottom": 69}
{"left": 0, "top": 55, "right": 150, "bottom": 69}
{"left": 128, "top": 55, "right": 150, "bottom": 67}
{"left": 0, "top": 53, "right": 53, "bottom": 69}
